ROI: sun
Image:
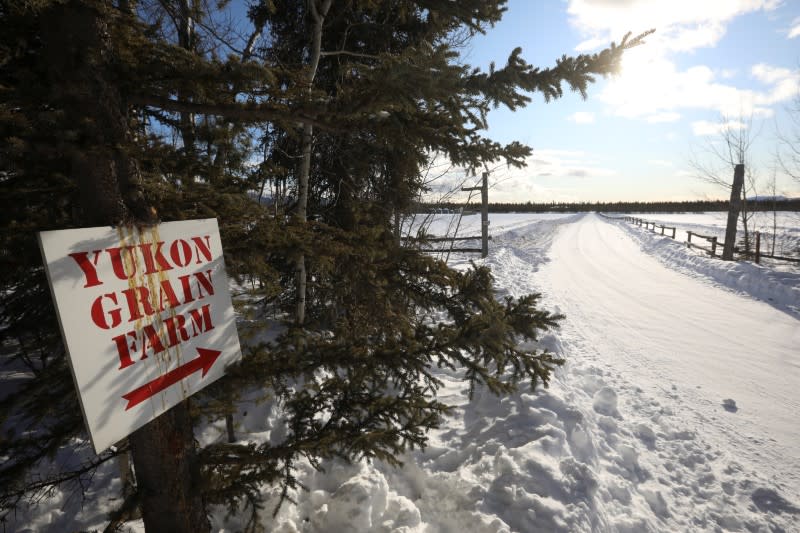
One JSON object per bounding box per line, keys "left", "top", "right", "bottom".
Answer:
{"left": 604, "top": 47, "right": 676, "bottom": 118}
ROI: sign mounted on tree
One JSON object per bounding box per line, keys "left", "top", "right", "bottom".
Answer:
{"left": 38, "top": 219, "right": 242, "bottom": 454}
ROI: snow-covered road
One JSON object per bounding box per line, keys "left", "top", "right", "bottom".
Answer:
{"left": 487, "top": 212, "right": 800, "bottom": 531}
{"left": 544, "top": 213, "right": 800, "bottom": 486}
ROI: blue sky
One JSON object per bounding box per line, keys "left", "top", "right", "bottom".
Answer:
{"left": 438, "top": 0, "right": 800, "bottom": 203}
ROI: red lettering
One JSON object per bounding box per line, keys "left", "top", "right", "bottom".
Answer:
{"left": 178, "top": 274, "right": 195, "bottom": 304}
{"left": 106, "top": 246, "right": 138, "bottom": 281}
{"left": 170, "top": 239, "right": 192, "bottom": 267}
{"left": 191, "top": 235, "right": 212, "bottom": 264}
{"left": 69, "top": 250, "right": 103, "bottom": 287}
{"left": 139, "top": 241, "right": 173, "bottom": 275}
{"left": 193, "top": 270, "right": 215, "bottom": 299}
{"left": 112, "top": 331, "right": 138, "bottom": 370}
{"left": 91, "top": 293, "right": 122, "bottom": 329}
{"left": 164, "top": 314, "right": 191, "bottom": 347}
{"left": 112, "top": 304, "right": 215, "bottom": 368}
{"left": 158, "top": 278, "right": 181, "bottom": 311}
{"left": 121, "top": 286, "right": 156, "bottom": 322}
{"left": 140, "top": 324, "right": 165, "bottom": 360}
{"left": 188, "top": 304, "right": 214, "bottom": 337}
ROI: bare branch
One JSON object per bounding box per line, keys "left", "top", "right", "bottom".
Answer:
{"left": 319, "top": 50, "right": 380, "bottom": 60}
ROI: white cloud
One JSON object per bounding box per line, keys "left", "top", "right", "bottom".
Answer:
{"left": 421, "top": 150, "right": 618, "bottom": 203}
{"left": 751, "top": 63, "right": 792, "bottom": 84}
{"left": 598, "top": 50, "right": 797, "bottom": 121}
{"left": 568, "top": 0, "right": 778, "bottom": 54}
{"left": 788, "top": 17, "right": 800, "bottom": 38}
{"left": 567, "top": 1, "right": 798, "bottom": 123}
{"left": 522, "top": 149, "right": 617, "bottom": 179}
{"left": 691, "top": 119, "right": 746, "bottom": 136}
{"left": 646, "top": 112, "right": 681, "bottom": 123}
{"left": 568, "top": 111, "right": 596, "bottom": 124}
{"left": 574, "top": 37, "right": 609, "bottom": 52}
{"left": 648, "top": 159, "right": 674, "bottom": 167}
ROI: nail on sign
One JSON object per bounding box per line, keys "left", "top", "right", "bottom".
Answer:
{"left": 38, "top": 219, "right": 242, "bottom": 454}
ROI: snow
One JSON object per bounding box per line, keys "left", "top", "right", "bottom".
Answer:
{"left": 8, "top": 212, "right": 800, "bottom": 532}
{"left": 626, "top": 211, "right": 800, "bottom": 272}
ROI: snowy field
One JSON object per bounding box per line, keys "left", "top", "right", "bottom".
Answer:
{"left": 8, "top": 212, "right": 800, "bottom": 532}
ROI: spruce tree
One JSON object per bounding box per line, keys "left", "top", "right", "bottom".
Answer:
{"left": 0, "top": 0, "right": 650, "bottom": 529}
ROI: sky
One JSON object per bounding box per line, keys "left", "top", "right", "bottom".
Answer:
{"left": 432, "top": 0, "right": 800, "bottom": 204}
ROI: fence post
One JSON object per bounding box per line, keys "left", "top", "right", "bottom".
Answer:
{"left": 671, "top": 227, "right": 676, "bottom": 239}
{"left": 755, "top": 231, "right": 760, "bottom": 264}
{"left": 481, "top": 171, "right": 489, "bottom": 258}
{"left": 711, "top": 237, "right": 717, "bottom": 257}
{"left": 660, "top": 225, "right": 665, "bottom": 235}
{"left": 687, "top": 231, "right": 692, "bottom": 245}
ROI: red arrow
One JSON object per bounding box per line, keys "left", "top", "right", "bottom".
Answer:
{"left": 122, "top": 348, "right": 222, "bottom": 411}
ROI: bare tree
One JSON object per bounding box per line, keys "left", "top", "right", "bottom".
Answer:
{"left": 690, "top": 114, "right": 761, "bottom": 255}
{"left": 776, "top": 87, "right": 800, "bottom": 184}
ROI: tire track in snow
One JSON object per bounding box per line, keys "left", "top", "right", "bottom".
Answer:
{"left": 506, "top": 213, "right": 800, "bottom": 532}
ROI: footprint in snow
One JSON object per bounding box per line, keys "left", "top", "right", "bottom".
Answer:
{"left": 722, "top": 399, "right": 738, "bottom": 413}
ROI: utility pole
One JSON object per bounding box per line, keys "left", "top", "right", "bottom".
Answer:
{"left": 461, "top": 171, "right": 490, "bottom": 258}
{"left": 481, "top": 172, "right": 489, "bottom": 258}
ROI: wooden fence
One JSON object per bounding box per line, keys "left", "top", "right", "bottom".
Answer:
{"left": 686, "top": 231, "right": 718, "bottom": 257}
{"left": 623, "top": 217, "right": 676, "bottom": 239}
{"left": 617, "top": 216, "right": 800, "bottom": 265}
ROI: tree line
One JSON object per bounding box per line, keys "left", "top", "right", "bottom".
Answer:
{"left": 418, "top": 198, "right": 800, "bottom": 214}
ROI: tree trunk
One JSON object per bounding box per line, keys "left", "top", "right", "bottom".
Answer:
{"left": 722, "top": 164, "right": 744, "bottom": 261}
{"left": 129, "top": 402, "right": 210, "bottom": 532}
{"left": 41, "top": 3, "right": 209, "bottom": 531}
{"left": 294, "top": 0, "right": 332, "bottom": 326}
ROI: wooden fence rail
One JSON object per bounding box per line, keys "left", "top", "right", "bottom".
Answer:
{"left": 622, "top": 216, "right": 676, "bottom": 239}
{"left": 618, "top": 216, "right": 800, "bottom": 265}
{"left": 686, "top": 231, "right": 719, "bottom": 257}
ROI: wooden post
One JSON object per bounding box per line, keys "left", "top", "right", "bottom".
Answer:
{"left": 722, "top": 164, "right": 745, "bottom": 261}
{"left": 481, "top": 171, "right": 489, "bottom": 258}
{"left": 688, "top": 231, "right": 692, "bottom": 244}
{"left": 460, "top": 173, "right": 489, "bottom": 258}
{"left": 671, "top": 227, "right": 676, "bottom": 239}
{"left": 710, "top": 237, "right": 717, "bottom": 257}
{"left": 755, "top": 231, "right": 761, "bottom": 264}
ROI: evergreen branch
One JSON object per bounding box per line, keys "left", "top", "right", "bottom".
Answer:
{"left": 0, "top": 446, "right": 126, "bottom": 522}
{"left": 128, "top": 95, "right": 334, "bottom": 131}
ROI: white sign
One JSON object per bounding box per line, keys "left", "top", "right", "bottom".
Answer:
{"left": 38, "top": 219, "right": 242, "bottom": 454}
